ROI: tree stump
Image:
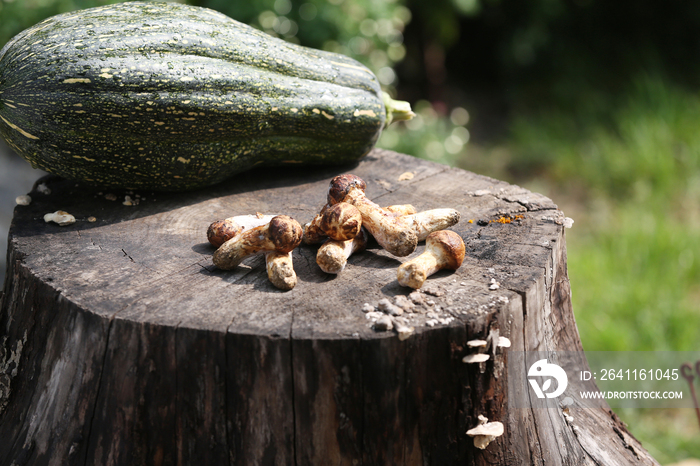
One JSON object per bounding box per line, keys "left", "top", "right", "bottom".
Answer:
{"left": 0, "top": 149, "right": 657, "bottom": 465}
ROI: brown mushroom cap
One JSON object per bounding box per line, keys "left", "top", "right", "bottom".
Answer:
{"left": 320, "top": 202, "right": 362, "bottom": 241}
{"left": 269, "top": 215, "right": 303, "bottom": 253}
{"left": 207, "top": 218, "right": 241, "bottom": 248}
{"left": 327, "top": 174, "right": 367, "bottom": 205}
{"left": 426, "top": 230, "right": 465, "bottom": 270}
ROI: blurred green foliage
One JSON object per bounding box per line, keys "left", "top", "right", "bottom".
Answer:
{"left": 377, "top": 100, "right": 470, "bottom": 166}
{"left": 191, "top": 0, "right": 410, "bottom": 86}
{"left": 440, "top": 0, "right": 700, "bottom": 95}
{"left": 0, "top": 0, "right": 131, "bottom": 48}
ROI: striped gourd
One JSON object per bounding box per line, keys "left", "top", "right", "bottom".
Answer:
{"left": 0, "top": 2, "right": 413, "bottom": 190}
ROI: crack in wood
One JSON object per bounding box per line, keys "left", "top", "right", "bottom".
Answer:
{"left": 82, "top": 312, "right": 115, "bottom": 466}
{"left": 121, "top": 248, "right": 135, "bottom": 263}
{"left": 289, "top": 311, "right": 299, "bottom": 466}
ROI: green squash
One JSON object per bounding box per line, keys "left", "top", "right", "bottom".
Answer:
{"left": 0, "top": 2, "right": 413, "bottom": 190}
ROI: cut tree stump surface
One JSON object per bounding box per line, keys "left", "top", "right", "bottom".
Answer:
{"left": 0, "top": 149, "right": 657, "bottom": 465}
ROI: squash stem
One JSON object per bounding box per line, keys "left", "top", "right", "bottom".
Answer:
{"left": 383, "top": 92, "right": 415, "bottom": 126}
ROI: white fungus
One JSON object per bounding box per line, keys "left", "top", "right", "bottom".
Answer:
{"left": 15, "top": 195, "right": 31, "bottom": 206}
{"left": 378, "top": 298, "right": 403, "bottom": 316}
{"left": 44, "top": 210, "right": 76, "bottom": 226}
{"left": 467, "top": 339, "right": 488, "bottom": 348}
{"left": 393, "top": 320, "right": 414, "bottom": 341}
{"left": 466, "top": 415, "right": 504, "bottom": 450}
{"left": 497, "top": 337, "right": 511, "bottom": 348}
{"left": 462, "top": 353, "right": 490, "bottom": 364}
{"left": 373, "top": 315, "right": 393, "bottom": 331}
{"left": 36, "top": 183, "right": 51, "bottom": 195}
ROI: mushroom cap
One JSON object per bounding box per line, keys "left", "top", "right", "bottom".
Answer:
{"left": 320, "top": 202, "right": 362, "bottom": 241}
{"left": 462, "top": 353, "right": 490, "bottom": 363}
{"left": 327, "top": 174, "right": 366, "bottom": 205}
{"left": 425, "top": 230, "right": 465, "bottom": 270}
{"left": 467, "top": 339, "right": 488, "bottom": 348}
{"left": 497, "top": 336, "right": 512, "bottom": 348}
{"left": 466, "top": 421, "right": 504, "bottom": 438}
{"left": 207, "top": 218, "right": 242, "bottom": 248}
{"left": 302, "top": 205, "right": 329, "bottom": 245}
{"left": 44, "top": 210, "right": 76, "bottom": 226}
{"left": 269, "top": 215, "right": 303, "bottom": 253}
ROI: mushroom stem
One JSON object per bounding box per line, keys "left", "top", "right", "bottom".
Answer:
{"left": 213, "top": 215, "right": 303, "bottom": 270}
{"left": 316, "top": 227, "right": 369, "bottom": 274}
{"left": 384, "top": 204, "right": 417, "bottom": 216}
{"left": 402, "top": 208, "right": 461, "bottom": 241}
{"left": 397, "top": 230, "right": 465, "bottom": 289}
{"left": 265, "top": 250, "right": 297, "bottom": 290}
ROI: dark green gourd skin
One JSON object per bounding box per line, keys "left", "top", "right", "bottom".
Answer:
{"left": 0, "top": 2, "right": 386, "bottom": 190}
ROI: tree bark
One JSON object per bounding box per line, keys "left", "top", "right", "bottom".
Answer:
{"left": 0, "top": 149, "right": 658, "bottom": 465}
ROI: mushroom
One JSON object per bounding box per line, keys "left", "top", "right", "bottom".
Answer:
{"left": 208, "top": 214, "right": 300, "bottom": 290}
{"left": 207, "top": 217, "right": 242, "bottom": 248}
{"left": 462, "top": 353, "right": 490, "bottom": 364}
{"left": 213, "top": 215, "right": 303, "bottom": 270}
{"left": 327, "top": 174, "right": 418, "bottom": 256}
{"left": 316, "top": 227, "right": 368, "bottom": 274}
{"left": 302, "top": 203, "right": 362, "bottom": 244}
{"left": 466, "top": 415, "right": 504, "bottom": 450}
{"left": 467, "top": 339, "right": 488, "bottom": 348}
{"left": 44, "top": 210, "right": 76, "bottom": 226}
{"left": 320, "top": 202, "right": 362, "bottom": 241}
{"left": 497, "top": 336, "right": 511, "bottom": 348}
{"left": 303, "top": 202, "right": 362, "bottom": 245}
{"left": 207, "top": 214, "right": 275, "bottom": 248}
{"left": 302, "top": 204, "right": 330, "bottom": 245}
{"left": 383, "top": 205, "right": 460, "bottom": 238}
{"left": 15, "top": 195, "right": 31, "bottom": 206}
{"left": 397, "top": 230, "right": 465, "bottom": 289}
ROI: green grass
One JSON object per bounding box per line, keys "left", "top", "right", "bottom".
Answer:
{"left": 568, "top": 205, "right": 700, "bottom": 353}
{"left": 378, "top": 73, "right": 700, "bottom": 463}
